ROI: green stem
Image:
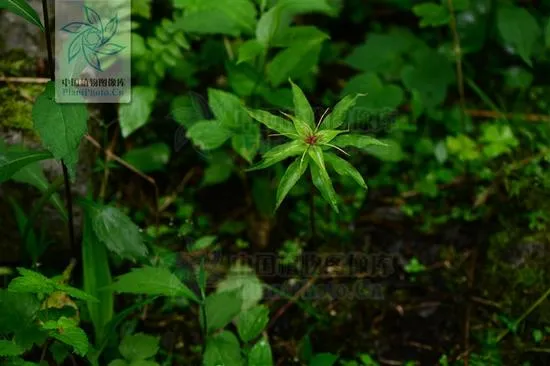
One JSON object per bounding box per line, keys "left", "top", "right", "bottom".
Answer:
{"left": 41, "top": 0, "right": 77, "bottom": 255}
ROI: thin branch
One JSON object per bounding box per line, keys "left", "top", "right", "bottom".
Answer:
{"left": 0, "top": 76, "right": 50, "bottom": 83}
{"left": 446, "top": 0, "right": 466, "bottom": 125}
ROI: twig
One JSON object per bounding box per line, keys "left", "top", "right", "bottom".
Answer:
{"left": 41, "top": 0, "right": 77, "bottom": 256}
{"left": 0, "top": 76, "right": 50, "bottom": 83}
{"left": 98, "top": 127, "right": 120, "bottom": 201}
{"left": 159, "top": 167, "right": 198, "bottom": 212}
{"left": 465, "top": 109, "right": 550, "bottom": 122}
{"left": 446, "top": 0, "right": 466, "bottom": 126}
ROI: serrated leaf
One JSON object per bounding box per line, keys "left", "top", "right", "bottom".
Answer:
{"left": 412, "top": 3, "right": 449, "bottom": 27}
{"left": 332, "top": 134, "right": 386, "bottom": 150}
{"left": 497, "top": 6, "right": 540, "bottom": 67}
{"left": 236, "top": 305, "right": 269, "bottom": 342}
{"left": 276, "top": 157, "right": 309, "bottom": 209}
{"left": 201, "top": 290, "right": 243, "bottom": 333}
{"left": 43, "top": 317, "right": 89, "bottom": 356}
{"left": 32, "top": 82, "right": 88, "bottom": 179}
{"left": 0, "top": 339, "right": 24, "bottom": 357}
{"left": 119, "top": 87, "right": 157, "bottom": 138}
{"left": 246, "top": 109, "right": 297, "bottom": 137}
{"left": 248, "top": 337, "right": 273, "bottom": 366}
{"left": 309, "top": 149, "right": 339, "bottom": 213}
{"left": 82, "top": 212, "right": 113, "bottom": 343}
{"left": 186, "top": 120, "right": 231, "bottom": 150}
{"left": 119, "top": 333, "right": 159, "bottom": 361}
{"left": 289, "top": 79, "right": 315, "bottom": 127}
{"left": 0, "top": 290, "right": 40, "bottom": 334}
{"left": 110, "top": 266, "right": 199, "bottom": 302}
{"left": 247, "top": 140, "right": 306, "bottom": 171}
{"left": 320, "top": 94, "right": 365, "bottom": 130}
{"left": 0, "top": 0, "right": 44, "bottom": 31}
{"left": 8, "top": 267, "right": 56, "bottom": 295}
{"left": 203, "top": 331, "right": 243, "bottom": 366}
{"left": 88, "top": 203, "right": 148, "bottom": 261}
{"left": 0, "top": 150, "right": 53, "bottom": 183}
{"left": 324, "top": 152, "right": 367, "bottom": 190}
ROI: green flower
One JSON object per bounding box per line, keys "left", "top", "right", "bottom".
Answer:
{"left": 246, "top": 79, "right": 386, "bottom": 212}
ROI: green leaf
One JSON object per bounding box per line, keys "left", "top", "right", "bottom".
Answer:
{"left": 308, "top": 146, "right": 338, "bottom": 212}
{"left": 108, "top": 360, "right": 129, "bottom": 366}
{"left": 188, "top": 235, "right": 217, "bottom": 252}
{"left": 289, "top": 79, "right": 315, "bottom": 127}
{"left": 175, "top": 0, "right": 256, "bottom": 36}
{"left": 267, "top": 42, "right": 324, "bottom": 87}
{"left": 201, "top": 290, "right": 243, "bottom": 333}
{"left": 119, "top": 333, "right": 159, "bottom": 361}
{"left": 497, "top": 6, "right": 540, "bottom": 67}
{"left": 320, "top": 94, "right": 365, "bottom": 130}
{"left": 82, "top": 212, "right": 113, "bottom": 344}
{"left": 208, "top": 89, "right": 251, "bottom": 130}
{"left": 42, "top": 317, "right": 89, "bottom": 356}
{"left": 271, "top": 26, "right": 329, "bottom": 48}
{"left": 0, "top": 0, "right": 44, "bottom": 31}
{"left": 121, "top": 143, "right": 171, "bottom": 173}
{"left": 256, "top": 6, "right": 293, "bottom": 45}
{"left": 202, "top": 151, "right": 234, "bottom": 186}
{"left": 88, "top": 203, "right": 148, "bottom": 261}
{"left": 316, "top": 130, "right": 345, "bottom": 145}
{"left": 32, "top": 82, "right": 88, "bottom": 179}
{"left": 236, "top": 305, "right": 269, "bottom": 342}
{"left": 276, "top": 157, "right": 309, "bottom": 209}
{"left": 309, "top": 353, "right": 339, "bottom": 366}
{"left": 217, "top": 264, "right": 264, "bottom": 311}
{"left": 203, "top": 331, "right": 243, "bottom": 366}
{"left": 0, "top": 339, "right": 24, "bottom": 357}
{"left": 231, "top": 123, "right": 260, "bottom": 163}
{"left": 545, "top": 17, "right": 550, "bottom": 48}
{"left": 247, "top": 140, "right": 306, "bottom": 171}
{"left": 342, "top": 72, "right": 404, "bottom": 112}
{"left": 246, "top": 109, "right": 297, "bottom": 137}
{"left": 171, "top": 94, "right": 207, "bottom": 128}
{"left": 412, "top": 3, "right": 449, "bottom": 27}
{"left": 119, "top": 86, "right": 157, "bottom": 138}
{"left": 0, "top": 150, "right": 53, "bottom": 183}
{"left": 324, "top": 152, "right": 367, "bottom": 190}
{"left": 110, "top": 266, "right": 199, "bottom": 302}
{"left": 0, "top": 290, "right": 40, "bottom": 334}
{"left": 362, "top": 138, "right": 404, "bottom": 162}
{"left": 248, "top": 337, "right": 273, "bottom": 366}
{"left": 186, "top": 120, "right": 231, "bottom": 150}
{"left": 332, "top": 134, "right": 386, "bottom": 150}
{"left": 238, "top": 40, "right": 265, "bottom": 64}
{"left": 9, "top": 199, "right": 41, "bottom": 263}
{"left": 8, "top": 267, "right": 56, "bottom": 294}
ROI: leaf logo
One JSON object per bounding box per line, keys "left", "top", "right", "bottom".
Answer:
{"left": 61, "top": 6, "right": 125, "bottom": 72}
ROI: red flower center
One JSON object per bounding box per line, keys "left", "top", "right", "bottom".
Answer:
{"left": 305, "top": 134, "right": 318, "bottom": 145}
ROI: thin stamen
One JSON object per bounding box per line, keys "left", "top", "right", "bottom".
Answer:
{"left": 323, "top": 143, "right": 350, "bottom": 156}
{"left": 315, "top": 108, "right": 331, "bottom": 132}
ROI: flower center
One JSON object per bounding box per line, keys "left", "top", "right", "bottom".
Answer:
{"left": 305, "top": 134, "right": 318, "bottom": 145}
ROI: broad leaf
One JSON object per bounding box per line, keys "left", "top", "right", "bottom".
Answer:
{"left": 238, "top": 40, "right": 265, "bottom": 64}
{"left": 309, "top": 147, "right": 339, "bottom": 212}
{"left": 201, "top": 290, "right": 243, "bottom": 333}
{"left": 110, "top": 266, "right": 199, "bottom": 302}
{"left": 0, "top": 339, "right": 24, "bottom": 357}
{"left": 0, "top": 150, "right": 53, "bottom": 184}
{"left": 119, "top": 333, "right": 159, "bottom": 361}
{"left": 42, "top": 317, "right": 89, "bottom": 356}
{"left": 497, "top": 6, "right": 540, "bottom": 67}
{"left": 362, "top": 138, "right": 404, "bottom": 162}
{"left": 248, "top": 337, "right": 273, "bottom": 366}
{"left": 186, "top": 120, "right": 231, "bottom": 150}
{"left": 121, "top": 143, "right": 171, "bottom": 173}
{"left": 412, "top": 3, "right": 449, "bottom": 28}
{"left": 32, "top": 82, "right": 88, "bottom": 179}
{"left": 119, "top": 86, "right": 157, "bottom": 138}
{"left": 320, "top": 94, "right": 365, "bottom": 130}
{"left": 246, "top": 108, "right": 297, "bottom": 137}
{"left": 87, "top": 203, "right": 148, "bottom": 261}
{"left": 267, "top": 42, "right": 323, "bottom": 87}
{"left": 309, "top": 352, "right": 339, "bottom": 366}
{"left": 217, "top": 264, "right": 264, "bottom": 311}
{"left": 324, "top": 152, "right": 367, "bottom": 190}
{"left": 236, "top": 305, "right": 269, "bottom": 342}
{"left": 203, "top": 331, "right": 243, "bottom": 366}
{"left": 82, "top": 212, "right": 113, "bottom": 344}
{"left": 231, "top": 123, "right": 260, "bottom": 163}
{"left": 208, "top": 89, "right": 251, "bottom": 130}
{"left": 0, "top": 0, "right": 44, "bottom": 31}
{"left": 276, "top": 157, "right": 309, "bottom": 209}
{"left": 247, "top": 140, "right": 306, "bottom": 171}
{"left": 271, "top": 26, "right": 329, "bottom": 47}
{"left": 0, "top": 290, "right": 40, "bottom": 334}
{"left": 289, "top": 79, "right": 315, "bottom": 127}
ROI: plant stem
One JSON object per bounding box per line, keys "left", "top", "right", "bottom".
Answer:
{"left": 42, "top": 0, "right": 77, "bottom": 254}
{"left": 309, "top": 175, "right": 316, "bottom": 239}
